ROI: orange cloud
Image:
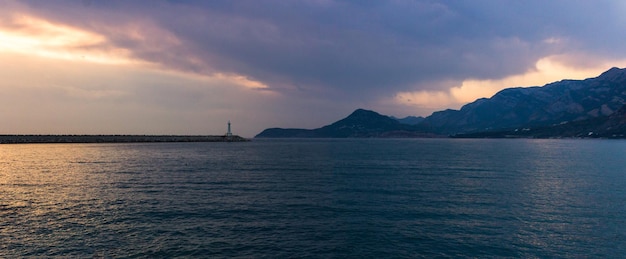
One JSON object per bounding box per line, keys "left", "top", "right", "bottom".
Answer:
{"left": 0, "top": 13, "right": 277, "bottom": 92}
{"left": 395, "top": 55, "right": 626, "bottom": 113}
{"left": 0, "top": 14, "right": 135, "bottom": 64}
{"left": 213, "top": 73, "right": 269, "bottom": 89}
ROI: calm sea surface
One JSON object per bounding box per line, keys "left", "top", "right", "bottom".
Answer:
{"left": 1, "top": 139, "right": 625, "bottom": 258}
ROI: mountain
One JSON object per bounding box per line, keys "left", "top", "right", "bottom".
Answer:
{"left": 256, "top": 67, "right": 626, "bottom": 138}
{"left": 255, "top": 109, "right": 434, "bottom": 138}
{"left": 453, "top": 104, "right": 626, "bottom": 138}
{"left": 421, "top": 67, "right": 626, "bottom": 134}
{"left": 394, "top": 116, "right": 425, "bottom": 125}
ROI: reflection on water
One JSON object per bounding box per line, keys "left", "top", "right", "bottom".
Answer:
{"left": 1, "top": 140, "right": 626, "bottom": 257}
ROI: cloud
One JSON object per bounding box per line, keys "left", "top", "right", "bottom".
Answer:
{"left": 395, "top": 54, "right": 626, "bottom": 113}
{"left": 0, "top": 13, "right": 134, "bottom": 64}
{"left": 8, "top": 2, "right": 544, "bottom": 89}
{"left": 0, "top": 51, "right": 269, "bottom": 136}
{"left": 4, "top": 0, "right": 626, "bottom": 134}
{"left": 16, "top": 1, "right": 626, "bottom": 94}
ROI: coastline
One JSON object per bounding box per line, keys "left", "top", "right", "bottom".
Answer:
{"left": 0, "top": 135, "right": 249, "bottom": 144}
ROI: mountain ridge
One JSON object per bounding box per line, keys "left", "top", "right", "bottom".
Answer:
{"left": 421, "top": 67, "right": 626, "bottom": 134}
{"left": 452, "top": 104, "right": 626, "bottom": 138}
{"left": 394, "top": 115, "right": 425, "bottom": 125}
{"left": 255, "top": 109, "right": 434, "bottom": 138}
{"left": 256, "top": 67, "right": 626, "bottom": 138}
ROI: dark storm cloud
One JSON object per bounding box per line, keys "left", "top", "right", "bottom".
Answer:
{"left": 18, "top": 0, "right": 626, "bottom": 99}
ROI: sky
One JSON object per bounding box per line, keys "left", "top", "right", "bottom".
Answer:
{"left": 2, "top": 0, "right": 626, "bottom": 137}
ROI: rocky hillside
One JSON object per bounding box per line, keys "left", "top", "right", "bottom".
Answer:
{"left": 255, "top": 109, "right": 433, "bottom": 138}
{"left": 422, "top": 67, "right": 626, "bottom": 134}
{"left": 256, "top": 67, "right": 626, "bottom": 138}
{"left": 453, "top": 104, "right": 626, "bottom": 138}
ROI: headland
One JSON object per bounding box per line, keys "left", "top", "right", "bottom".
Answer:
{"left": 0, "top": 135, "right": 249, "bottom": 144}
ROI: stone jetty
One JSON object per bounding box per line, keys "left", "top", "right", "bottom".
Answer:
{"left": 0, "top": 135, "right": 249, "bottom": 144}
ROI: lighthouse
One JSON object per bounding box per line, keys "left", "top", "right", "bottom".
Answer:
{"left": 226, "top": 120, "right": 232, "bottom": 137}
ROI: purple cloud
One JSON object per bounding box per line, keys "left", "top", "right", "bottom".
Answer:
{"left": 9, "top": 0, "right": 626, "bottom": 120}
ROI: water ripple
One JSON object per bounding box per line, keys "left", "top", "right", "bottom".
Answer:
{"left": 1, "top": 140, "right": 625, "bottom": 257}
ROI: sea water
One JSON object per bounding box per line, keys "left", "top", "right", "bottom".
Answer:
{"left": 1, "top": 139, "right": 625, "bottom": 258}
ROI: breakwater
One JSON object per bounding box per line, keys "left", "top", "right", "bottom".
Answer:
{"left": 0, "top": 135, "right": 248, "bottom": 144}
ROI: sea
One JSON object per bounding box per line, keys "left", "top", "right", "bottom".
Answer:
{"left": 1, "top": 138, "right": 625, "bottom": 258}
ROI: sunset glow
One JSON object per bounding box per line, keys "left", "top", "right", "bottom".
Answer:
{"left": 5, "top": 2, "right": 626, "bottom": 257}
{"left": 0, "top": 14, "right": 132, "bottom": 64}
{"left": 395, "top": 55, "right": 626, "bottom": 111}
{"left": 2, "top": 1, "right": 626, "bottom": 136}
{"left": 213, "top": 73, "right": 269, "bottom": 90}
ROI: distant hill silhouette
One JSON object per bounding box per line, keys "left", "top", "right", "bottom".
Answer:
{"left": 394, "top": 116, "right": 425, "bottom": 125}
{"left": 255, "top": 109, "right": 434, "bottom": 138}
